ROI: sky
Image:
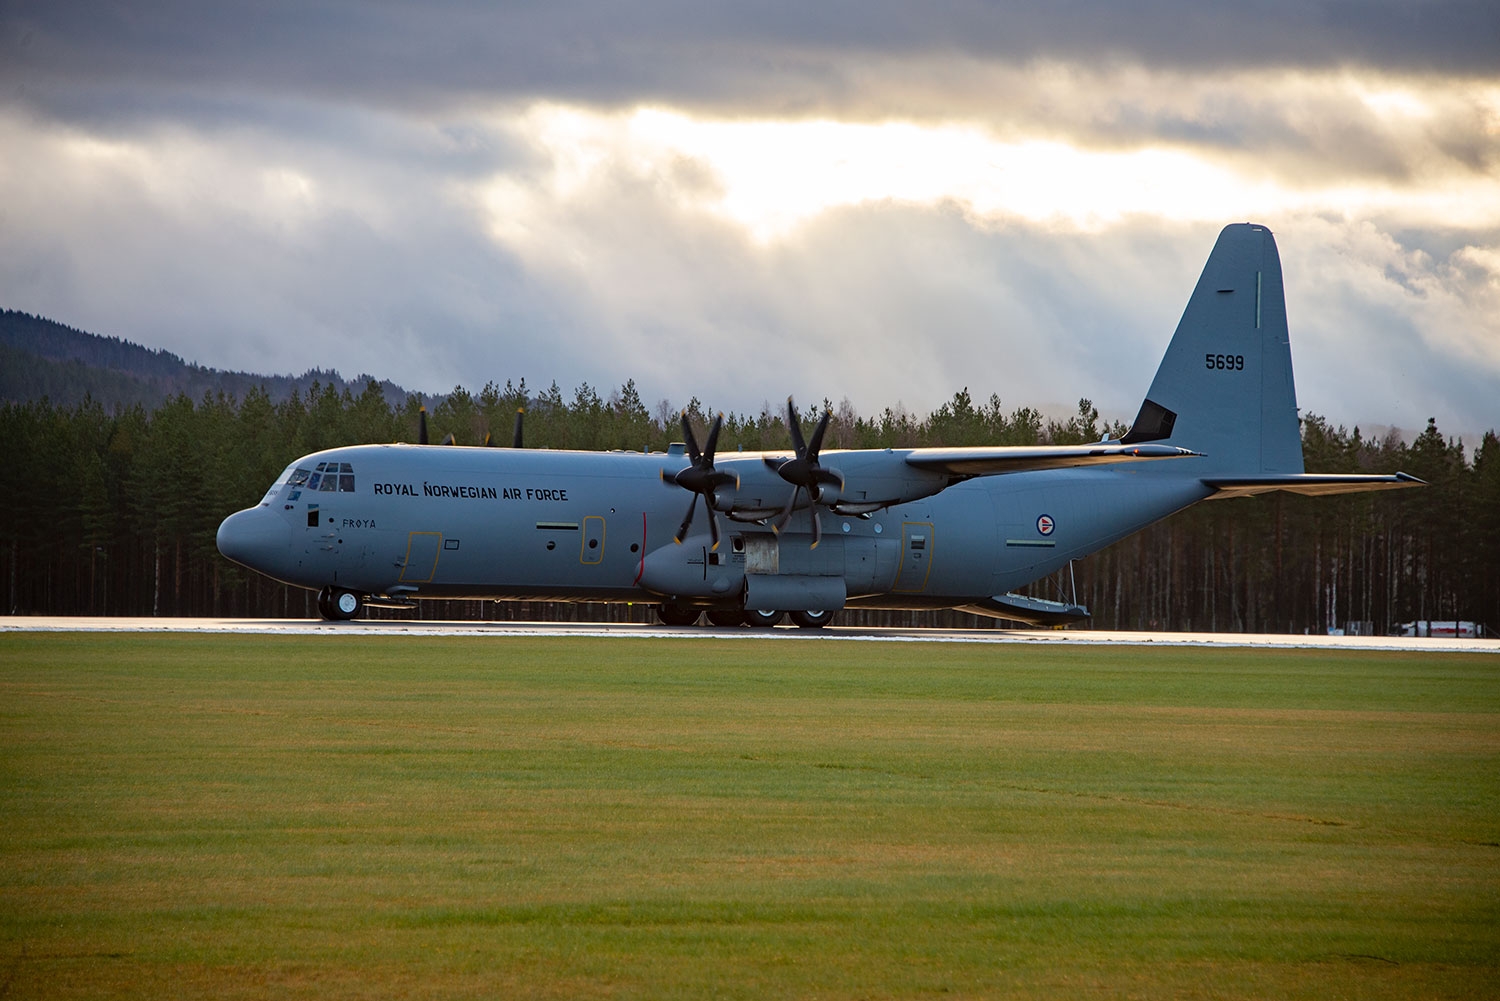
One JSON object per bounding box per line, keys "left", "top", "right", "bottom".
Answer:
{"left": 2, "top": 1, "right": 1498, "bottom": 443}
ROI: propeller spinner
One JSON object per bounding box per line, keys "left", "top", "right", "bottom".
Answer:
{"left": 766, "top": 398, "right": 844, "bottom": 548}
{"left": 661, "top": 411, "right": 738, "bottom": 550}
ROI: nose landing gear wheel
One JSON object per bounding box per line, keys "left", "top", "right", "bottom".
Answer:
{"left": 789, "top": 609, "right": 834, "bottom": 629}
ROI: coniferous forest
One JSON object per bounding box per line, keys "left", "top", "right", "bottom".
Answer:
{"left": 4, "top": 376, "right": 1495, "bottom": 634}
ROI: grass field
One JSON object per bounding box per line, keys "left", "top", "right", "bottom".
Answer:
{"left": 1, "top": 634, "right": 1497, "bottom": 999}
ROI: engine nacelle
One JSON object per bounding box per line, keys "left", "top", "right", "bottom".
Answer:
{"left": 638, "top": 534, "right": 743, "bottom": 601}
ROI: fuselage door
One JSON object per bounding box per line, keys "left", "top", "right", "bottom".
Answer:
{"left": 580, "top": 516, "right": 606, "bottom": 565}
{"left": 893, "top": 521, "right": 935, "bottom": 592}
{"left": 399, "top": 531, "right": 442, "bottom": 583}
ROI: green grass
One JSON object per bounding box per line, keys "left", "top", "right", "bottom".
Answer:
{"left": 2, "top": 634, "right": 1497, "bottom": 999}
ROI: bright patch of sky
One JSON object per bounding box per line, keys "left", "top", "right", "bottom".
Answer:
{"left": 481, "top": 90, "right": 1500, "bottom": 246}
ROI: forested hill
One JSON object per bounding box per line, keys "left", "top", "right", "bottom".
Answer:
{"left": 0, "top": 309, "right": 411, "bottom": 409}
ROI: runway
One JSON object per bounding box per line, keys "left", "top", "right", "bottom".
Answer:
{"left": 4, "top": 616, "right": 1496, "bottom": 653}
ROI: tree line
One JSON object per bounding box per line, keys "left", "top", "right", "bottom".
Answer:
{"left": 3, "top": 378, "right": 1495, "bottom": 634}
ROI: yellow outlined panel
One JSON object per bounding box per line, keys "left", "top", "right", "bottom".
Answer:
{"left": 892, "top": 521, "right": 935, "bottom": 592}
{"left": 580, "top": 516, "right": 606, "bottom": 565}
{"left": 399, "top": 531, "right": 442, "bottom": 583}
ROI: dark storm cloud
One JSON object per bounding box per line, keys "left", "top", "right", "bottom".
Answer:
{"left": 6, "top": 0, "right": 1497, "bottom": 118}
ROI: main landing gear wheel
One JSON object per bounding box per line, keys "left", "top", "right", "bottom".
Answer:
{"left": 318, "top": 586, "right": 364, "bottom": 621}
{"left": 744, "top": 609, "right": 784, "bottom": 628}
{"left": 789, "top": 609, "right": 835, "bottom": 629}
{"left": 706, "top": 609, "right": 745, "bottom": 627}
{"left": 656, "top": 603, "right": 702, "bottom": 627}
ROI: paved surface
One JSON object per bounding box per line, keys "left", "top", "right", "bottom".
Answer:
{"left": 4, "top": 617, "right": 1496, "bottom": 653}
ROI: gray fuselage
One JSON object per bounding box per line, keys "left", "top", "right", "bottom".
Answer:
{"left": 218, "top": 442, "right": 1210, "bottom": 611}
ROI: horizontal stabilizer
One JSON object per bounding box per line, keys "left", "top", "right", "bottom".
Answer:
{"left": 1203, "top": 472, "right": 1425, "bottom": 499}
{"left": 958, "top": 593, "right": 1091, "bottom": 627}
{"left": 906, "top": 442, "right": 1198, "bottom": 477}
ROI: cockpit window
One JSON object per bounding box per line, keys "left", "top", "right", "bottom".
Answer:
{"left": 311, "top": 460, "right": 357, "bottom": 492}
{"left": 288, "top": 467, "right": 312, "bottom": 487}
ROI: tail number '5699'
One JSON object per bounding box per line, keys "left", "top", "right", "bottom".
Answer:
{"left": 1206, "top": 353, "right": 1245, "bottom": 371}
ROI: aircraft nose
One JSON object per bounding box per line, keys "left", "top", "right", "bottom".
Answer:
{"left": 217, "top": 507, "right": 291, "bottom": 572}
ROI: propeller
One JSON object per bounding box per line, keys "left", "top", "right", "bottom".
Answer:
{"left": 418, "top": 402, "right": 522, "bottom": 448}
{"left": 765, "top": 397, "right": 844, "bottom": 548}
{"left": 416, "top": 403, "right": 455, "bottom": 445}
{"left": 661, "top": 411, "right": 738, "bottom": 550}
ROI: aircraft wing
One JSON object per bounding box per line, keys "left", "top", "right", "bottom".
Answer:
{"left": 903, "top": 442, "right": 1200, "bottom": 476}
{"left": 1202, "top": 472, "right": 1425, "bottom": 499}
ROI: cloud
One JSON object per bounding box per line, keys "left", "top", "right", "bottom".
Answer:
{"left": 7, "top": 0, "right": 1498, "bottom": 110}
{"left": 0, "top": 3, "right": 1496, "bottom": 442}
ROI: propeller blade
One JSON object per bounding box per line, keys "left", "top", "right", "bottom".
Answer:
{"left": 482, "top": 431, "right": 493, "bottom": 447}
{"left": 806, "top": 407, "right": 831, "bottom": 460}
{"left": 785, "top": 397, "right": 807, "bottom": 456}
{"left": 680, "top": 411, "right": 702, "bottom": 465}
{"left": 706, "top": 504, "right": 722, "bottom": 551}
{"left": 813, "top": 467, "right": 846, "bottom": 492}
{"left": 702, "top": 412, "right": 723, "bottom": 464}
{"left": 773, "top": 485, "right": 801, "bottom": 533}
{"left": 440, "top": 432, "right": 456, "bottom": 446}
{"left": 512, "top": 409, "right": 524, "bottom": 448}
{"left": 675, "top": 494, "right": 699, "bottom": 545}
{"left": 810, "top": 505, "right": 822, "bottom": 549}
{"left": 418, "top": 406, "right": 429, "bottom": 445}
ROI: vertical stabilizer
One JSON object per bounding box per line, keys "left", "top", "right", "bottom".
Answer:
{"left": 1122, "top": 224, "right": 1303, "bottom": 474}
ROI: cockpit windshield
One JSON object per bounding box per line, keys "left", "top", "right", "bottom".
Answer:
{"left": 259, "top": 460, "right": 358, "bottom": 506}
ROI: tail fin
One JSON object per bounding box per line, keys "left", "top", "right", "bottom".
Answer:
{"left": 1122, "top": 223, "right": 1303, "bottom": 474}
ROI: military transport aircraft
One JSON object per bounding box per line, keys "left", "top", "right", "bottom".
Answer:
{"left": 217, "top": 223, "right": 1421, "bottom": 626}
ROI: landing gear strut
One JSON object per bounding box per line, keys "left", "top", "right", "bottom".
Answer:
{"left": 656, "top": 602, "right": 702, "bottom": 627}
{"left": 653, "top": 604, "right": 831, "bottom": 628}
